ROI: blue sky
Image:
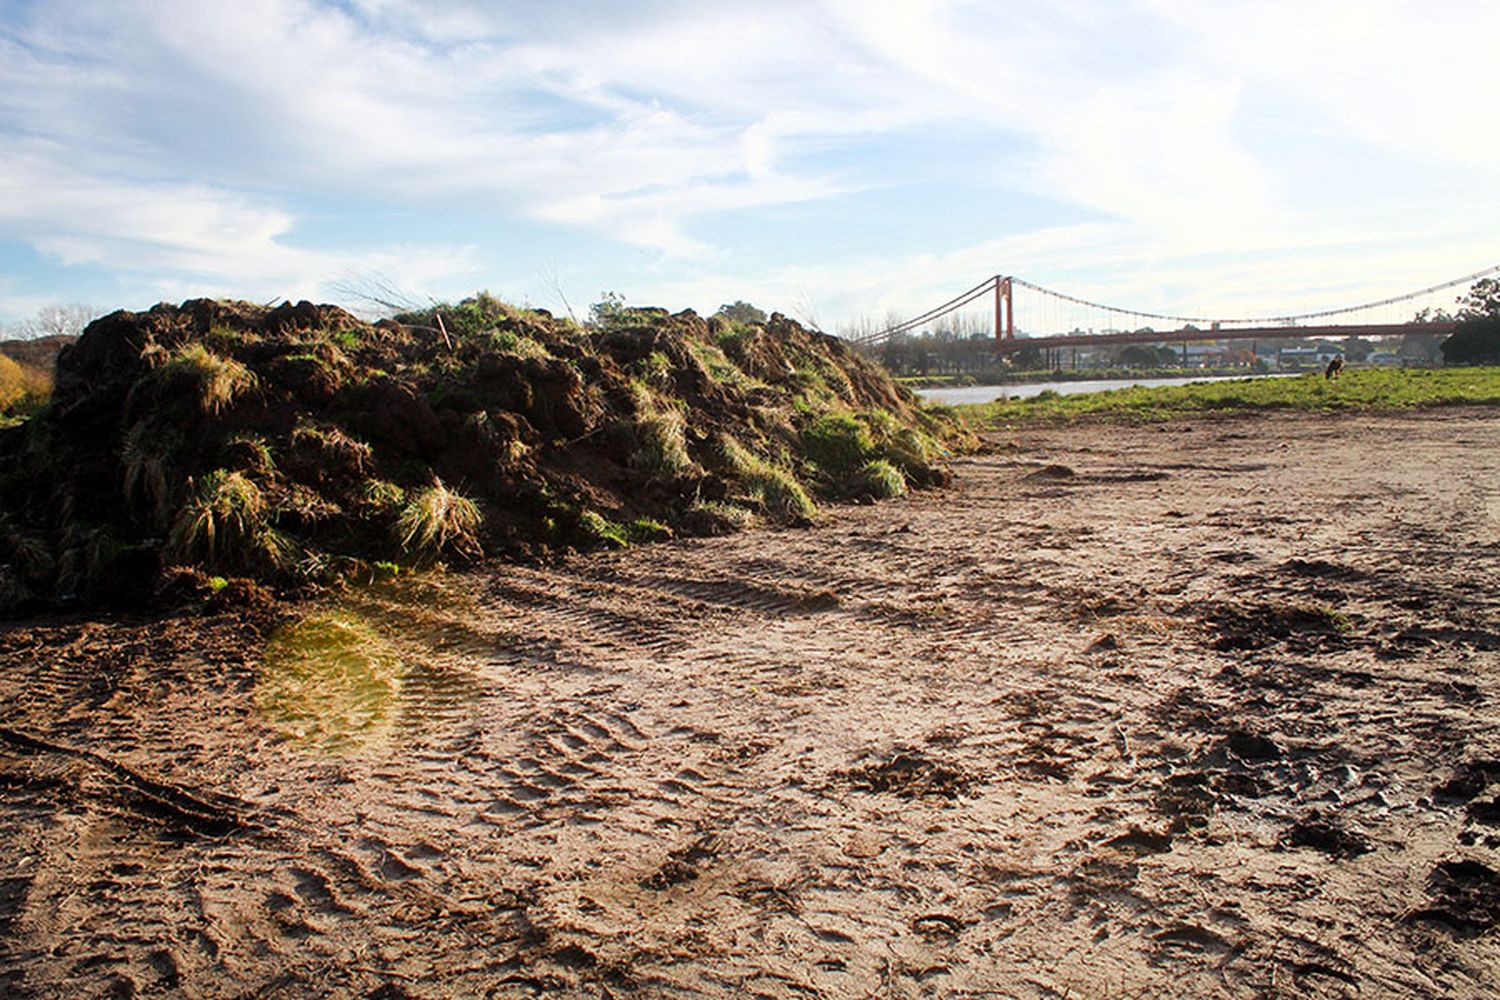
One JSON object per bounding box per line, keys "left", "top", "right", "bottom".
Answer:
{"left": 2, "top": 0, "right": 1498, "bottom": 332}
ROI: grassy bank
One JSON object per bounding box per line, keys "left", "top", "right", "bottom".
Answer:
{"left": 959, "top": 367, "right": 1500, "bottom": 426}
{"left": 897, "top": 366, "right": 1259, "bottom": 389}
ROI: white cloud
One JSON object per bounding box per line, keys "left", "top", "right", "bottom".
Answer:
{"left": 2, "top": 0, "right": 1498, "bottom": 325}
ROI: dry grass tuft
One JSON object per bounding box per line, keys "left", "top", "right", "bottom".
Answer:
{"left": 396, "top": 480, "right": 482, "bottom": 560}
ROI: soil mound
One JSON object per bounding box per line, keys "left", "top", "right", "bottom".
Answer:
{"left": 0, "top": 296, "right": 967, "bottom": 611}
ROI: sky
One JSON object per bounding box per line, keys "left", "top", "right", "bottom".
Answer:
{"left": 2, "top": 0, "right": 1498, "bottom": 333}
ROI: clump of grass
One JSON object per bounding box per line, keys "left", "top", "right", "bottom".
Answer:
{"left": 221, "top": 433, "right": 275, "bottom": 475}
{"left": 55, "top": 524, "right": 122, "bottom": 596}
{"left": 861, "top": 459, "right": 907, "bottom": 498}
{"left": 396, "top": 480, "right": 482, "bottom": 560}
{"left": 633, "top": 350, "right": 675, "bottom": 392}
{"left": 575, "top": 509, "right": 629, "bottom": 549}
{"left": 485, "top": 329, "right": 550, "bottom": 359}
{"left": 154, "top": 343, "right": 257, "bottom": 415}
{"left": 167, "top": 469, "right": 292, "bottom": 570}
{"left": 359, "top": 479, "right": 406, "bottom": 510}
{"left": 721, "top": 434, "right": 816, "bottom": 519}
{"left": 688, "top": 339, "right": 759, "bottom": 388}
{"left": 625, "top": 517, "right": 672, "bottom": 543}
{"left": 802, "top": 411, "right": 873, "bottom": 476}
{"left": 290, "top": 420, "right": 372, "bottom": 473}
{"left": 630, "top": 408, "right": 694, "bottom": 477}
{"left": 686, "top": 499, "right": 758, "bottom": 532}
{"left": 0, "top": 515, "right": 54, "bottom": 591}
{"left": 121, "top": 421, "right": 182, "bottom": 529}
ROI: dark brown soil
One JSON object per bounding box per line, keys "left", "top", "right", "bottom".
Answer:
{"left": 0, "top": 298, "right": 959, "bottom": 612}
{"left": 0, "top": 408, "right": 1497, "bottom": 997}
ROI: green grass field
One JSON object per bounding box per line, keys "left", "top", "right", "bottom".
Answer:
{"left": 958, "top": 367, "right": 1500, "bottom": 427}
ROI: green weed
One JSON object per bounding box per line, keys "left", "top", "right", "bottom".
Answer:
{"left": 576, "top": 509, "right": 629, "bottom": 549}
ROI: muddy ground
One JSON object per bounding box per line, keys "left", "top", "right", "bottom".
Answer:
{"left": 1, "top": 408, "right": 1498, "bottom": 998}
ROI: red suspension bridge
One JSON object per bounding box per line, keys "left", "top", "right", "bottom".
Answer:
{"left": 854, "top": 265, "right": 1499, "bottom": 354}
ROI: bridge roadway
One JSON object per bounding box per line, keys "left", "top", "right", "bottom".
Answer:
{"left": 995, "top": 321, "right": 1457, "bottom": 353}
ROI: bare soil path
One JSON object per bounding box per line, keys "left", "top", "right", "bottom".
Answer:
{"left": 2, "top": 409, "right": 1499, "bottom": 998}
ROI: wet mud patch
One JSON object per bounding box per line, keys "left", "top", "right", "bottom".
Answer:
{"left": 839, "top": 750, "right": 978, "bottom": 799}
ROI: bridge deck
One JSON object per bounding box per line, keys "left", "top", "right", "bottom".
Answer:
{"left": 996, "top": 321, "right": 1456, "bottom": 352}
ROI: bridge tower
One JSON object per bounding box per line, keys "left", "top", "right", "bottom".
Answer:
{"left": 994, "top": 276, "right": 1014, "bottom": 345}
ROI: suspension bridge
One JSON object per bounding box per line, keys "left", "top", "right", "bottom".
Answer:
{"left": 855, "top": 265, "right": 1498, "bottom": 355}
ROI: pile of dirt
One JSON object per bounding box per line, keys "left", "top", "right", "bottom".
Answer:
{"left": 0, "top": 296, "right": 967, "bottom": 612}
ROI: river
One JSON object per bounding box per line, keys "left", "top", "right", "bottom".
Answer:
{"left": 918, "top": 373, "right": 1294, "bottom": 406}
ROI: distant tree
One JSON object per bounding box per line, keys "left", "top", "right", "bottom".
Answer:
{"left": 589, "top": 291, "right": 630, "bottom": 328}
{"left": 715, "top": 300, "right": 767, "bottom": 326}
{"left": 13, "top": 303, "right": 98, "bottom": 340}
{"left": 1441, "top": 316, "right": 1500, "bottom": 365}
{"left": 1012, "top": 344, "right": 1044, "bottom": 369}
{"left": 1399, "top": 331, "right": 1444, "bottom": 362}
{"left": 1117, "top": 345, "right": 1157, "bottom": 367}
{"left": 1436, "top": 277, "right": 1500, "bottom": 364}
{"left": 1340, "top": 336, "right": 1373, "bottom": 362}
{"left": 1457, "top": 277, "right": 1500, "bottom": 319}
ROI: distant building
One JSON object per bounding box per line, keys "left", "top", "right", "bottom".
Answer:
{"left": 1279, "top": 345, "right": 1343, "bottom": 370}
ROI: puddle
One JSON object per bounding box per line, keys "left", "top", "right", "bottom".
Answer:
{"left": 256, "top": 611, "right": 404, "bottom": 750}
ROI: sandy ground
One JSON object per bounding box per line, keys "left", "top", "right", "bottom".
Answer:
{"left": 2, "top": 409, "right": 1499, "bottom": 998}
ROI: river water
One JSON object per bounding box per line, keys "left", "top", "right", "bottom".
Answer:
{"left": 918, "top": 373, "right": 1293, "bottom": 406}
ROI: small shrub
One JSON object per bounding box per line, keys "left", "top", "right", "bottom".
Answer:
{"left": 155, "top": 343, "right": 257, "bottom": 414}
{"left": 396, "top": 480, "right": 482, "bottom": 560}
{"left": 861, "top": 459, "right": 907, "bottom": 498}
